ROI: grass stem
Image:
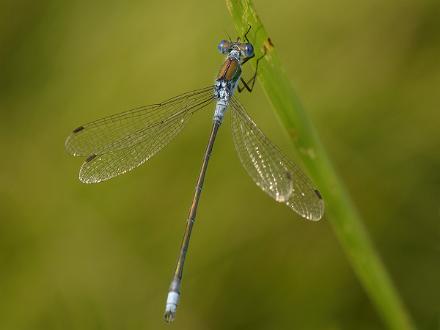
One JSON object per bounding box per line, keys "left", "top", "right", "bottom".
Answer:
{"left": 226, "top": 1, "right": 415, "bottom": 328}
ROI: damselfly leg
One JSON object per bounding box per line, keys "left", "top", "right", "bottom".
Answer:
{"left": 237, "top": 47, "right": 267, "bottom": 93}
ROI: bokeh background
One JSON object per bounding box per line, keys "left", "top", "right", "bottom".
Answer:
{"left": 1, "top": 0, "right": 439, "bottom": 329}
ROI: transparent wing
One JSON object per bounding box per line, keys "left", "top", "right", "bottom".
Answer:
{"left": 65, "top": 86, "right": 214, "bottom": 156}
{"left": 65, "top": 86, "right": 215, "bottom": 183}
{"left": 230, "top": 97, "right": 324, "bottom": 221}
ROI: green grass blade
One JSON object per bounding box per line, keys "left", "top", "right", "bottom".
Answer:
{"left": 226, "top": 1, "right": 415, "bottom": 329}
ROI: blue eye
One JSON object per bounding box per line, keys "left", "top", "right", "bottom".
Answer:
{"left": 244, "top": 43, "right": 254, "bottom": 57}
{"left": 217, "top": 40, "right": 230, "bottom": 54}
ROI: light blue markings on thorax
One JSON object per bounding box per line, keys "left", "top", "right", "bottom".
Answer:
{"left": 213, "top": 80, "right": 233, "bottom": 123}
{"left": 228, "top": 49, "right": 241, "bottom": 61}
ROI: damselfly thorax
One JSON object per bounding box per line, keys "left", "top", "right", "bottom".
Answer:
{"left": 213, "top": 42, "right": 252, "bottom": 123}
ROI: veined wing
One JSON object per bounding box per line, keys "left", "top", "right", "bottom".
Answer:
{"left": 65, "top": 86, "right": 215, "bottom": 184}
{"left": 230, "top": 97, "right": 324, "bottom": 221}
{"left": 65, "top": 86, "right": 214, "bottom": 156}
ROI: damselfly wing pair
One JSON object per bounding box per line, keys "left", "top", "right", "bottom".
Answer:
{"left": 65, "top": 27, "right": 324, "bottom": 322}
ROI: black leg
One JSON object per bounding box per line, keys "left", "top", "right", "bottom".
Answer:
{"left": 237, "top": 78, "right": 253, "bottom": 93}
{"left": 237, "top": 83, "right": 244, "bottom": 93}
{"left": 244, "top": 25, "right": 252, "bottom": 43}
{"left": 238, "top": 48, "right": 267, "bottom": 93}
{"left": 240, "top": 54, "right": 255, "bottom": 66}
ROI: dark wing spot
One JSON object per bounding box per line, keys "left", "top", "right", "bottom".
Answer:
{"left": 86, "top": 154, "right": 97, "bottom": 162}
{"left": 314, "top": 189, "right": 322, "bottom": 199}
{"left": 286, "top": 171, "right": 292, "bottom": 180}
{"left": 73, "top": 126, "right": 85, "bottom": 133}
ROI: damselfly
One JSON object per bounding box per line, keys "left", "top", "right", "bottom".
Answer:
{"left": 65, "top": 26, "right": 324, "bottom": 322}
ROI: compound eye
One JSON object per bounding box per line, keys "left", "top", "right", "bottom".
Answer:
{"left": 243, "top": 43, "right": 254, "bottom": 57}
{"left": 217, "top": 40, "right": 230, "bottom": 54}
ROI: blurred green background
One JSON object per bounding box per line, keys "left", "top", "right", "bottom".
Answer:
{"left": 1, "top": 0, "right": 439, "bottom": 329}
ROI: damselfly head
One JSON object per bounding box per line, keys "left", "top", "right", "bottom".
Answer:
{"left": 217, "top": 40, "right": 231, "bottom": 54}
{"left": 239, "top": 43, "right": 254, "bottom": 58}
{"left": 217, "top": 40, "right": 254, "bottom": 58}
